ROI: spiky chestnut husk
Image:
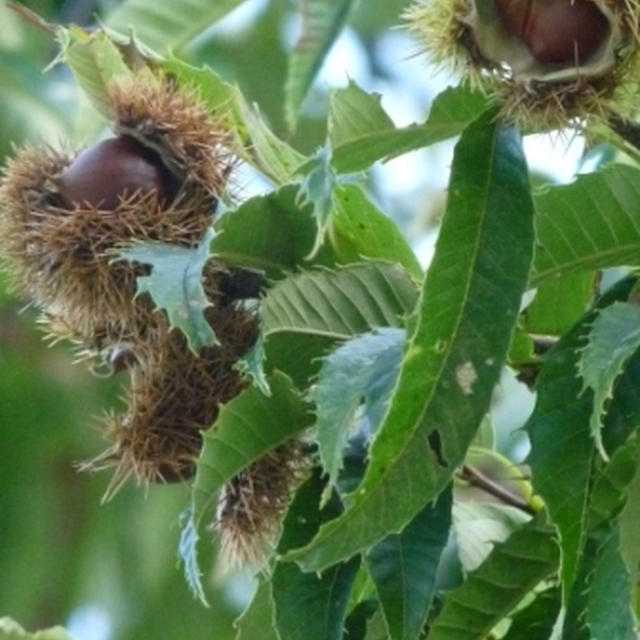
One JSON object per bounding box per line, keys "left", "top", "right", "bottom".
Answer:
{"left": 85, "top": 298, "right": 259, "bottom": 496}
{"left": 406, "top": 0, "right": 640, "bottom": 130}
{"left": 216, "top": 440, "right": 309, "bottom": 568}
{"left": 0, "top": 74, "right": 231, "bottom": 342}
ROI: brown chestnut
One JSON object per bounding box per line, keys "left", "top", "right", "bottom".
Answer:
{"left": 57, "top": 136, "right": 177, "bottom": 210}
{"left": 495, "top": 0, "right": 610, "bottom": 66}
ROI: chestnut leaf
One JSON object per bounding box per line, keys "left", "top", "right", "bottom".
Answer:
{"left": 427, "top": 518, "right": 559, "bottom": 640}
{"left": 531, "top": 164, "right": 640, "bottom": 286}
{"left": 283, "top": 111, "right": 535, "bottom": 572}
{"left": 578, "top": 302, "right": 640, "bottom": 460}
{"left": 326, "top": 83, "right": 491, "bottom": 175}
{"left": 114, "top": 228, "right": 218, "bottom": 354}
{"left": 525, "top": 275, "right": 640, "bottom": 603}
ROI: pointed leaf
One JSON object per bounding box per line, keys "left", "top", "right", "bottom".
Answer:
{"left": 328, "top": 81, "right": 395, "bottom": 150}
{"left": 272, "top": 471, "right": 361, "bottom": 640}
{"left": 115, "top": 229, "right": 217, "bottom": 353}
{"left": 106, "top": 0, "right": 246, "bottom": 52}
{"left": 427, "top": 519, "right": 559, "bottom": 640}
{"left": 312, "top": 328, "right": 405, "bottom": 490}
{"left": 531, "top": 165, "right": 640, "bottom": 285}
{"left": 262, "top": 263, "right": 418, "bottom": 342}
{"left": 285, "top": 0, "right": 356, "bottom": 131}
{"left": 578, "top": 301, "right": 640, "bottom": 459}
{"left": 328, "top": 85, "right": 491, "bottom": 174}
{"left": 283, "top": 112, "right": 535, "bottom": 572}
{"left": 525, "top": 276, "right": 637, "bottom": 602}
{"left": 366, "top": 486, "right": 453, "bottom": 640}
{"left": 191, "top": 372, "right": 313, "bottom": 526}
{"left": 54, "top": 26, "right": 132, "bottom": 119}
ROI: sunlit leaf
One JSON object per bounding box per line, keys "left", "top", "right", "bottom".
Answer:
{"left": 54, "top": 25, "right": 132, "bottom": 119}
{"left": 327, "top": 85, "right": 491, "bottom": 174}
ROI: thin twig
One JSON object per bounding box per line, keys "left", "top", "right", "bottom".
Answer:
{"left": 6, "top": 2, "right": 57, "bottom": 35}
{"left": 459, "top": 464, "right": 537, "bottom": 515}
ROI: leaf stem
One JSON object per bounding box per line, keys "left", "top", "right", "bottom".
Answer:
{"left": 459, "top": 464, "right": 537, "bottom": 515}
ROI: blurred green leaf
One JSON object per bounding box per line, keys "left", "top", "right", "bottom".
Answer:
{"left": 531, "top": 165, "right": 640, "bottom": 285}
{"left": 328, "top": 81, "right": 395, "bottom": 149}
{"left": 115, "top": 229, "right": 218, "bottom": 353}
{"left": 328, "top": 85, "right": 491, "bottom": 174}
{"left": 312, "top": 328, "right": 405, "bottom": 492}
{"left": 0, "top": 619, "right": 76, "bottom": 640}
{"left": 366, "top": 487, "right": 452, "bottom": 640}
{"left": 106, "top": 0, "right": 247, "bottom": 53}
{"left": 285, "top": 0, "right": 356, "bottom": 131}
{"left": 284, "top": 112, "right": 534, "bottom": 572}
{"left": 428, "top": 519, "right": 559, "bottom": 640}
{"left": 273, "top": 471, "right": 361, "bottom": 640}
{"left": 578, "top": 302, "right": 640, "bottom": 459}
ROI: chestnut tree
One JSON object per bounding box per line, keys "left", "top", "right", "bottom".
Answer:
{"left": 2, "top": 1, "right": 640, "bottom": 639}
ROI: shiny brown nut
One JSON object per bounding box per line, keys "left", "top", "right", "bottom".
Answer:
{"left": 495, "top": 0, "right": 610, "bottom": 66}
{"left": 57, "top": 136, "right": 176, "bottom": 210}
